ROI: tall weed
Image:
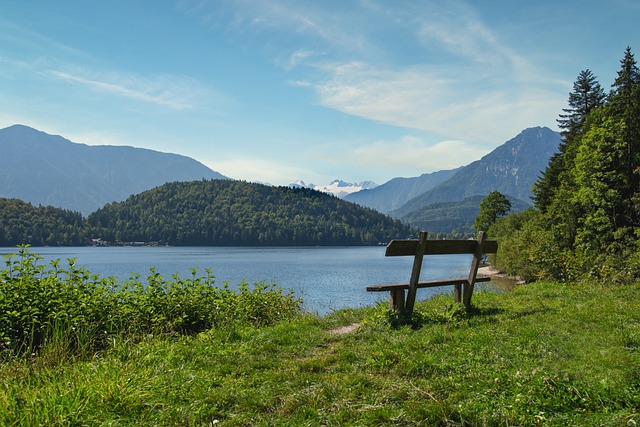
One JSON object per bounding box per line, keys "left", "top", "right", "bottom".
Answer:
{"left": 0, "top": 247, "right": 302, "bottom": 360}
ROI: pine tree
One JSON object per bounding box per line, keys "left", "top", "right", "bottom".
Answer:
{"left": 532, "top": 70, "right": 605, "bottom": 211}
{"left": 557, "top": 69, "right": 606, "bottom": 142}
{"left": 607, "top": 47, "right": 640, "bottom": 228}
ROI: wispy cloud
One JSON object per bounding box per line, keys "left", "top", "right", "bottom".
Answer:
{"left": 191, "top": 0, "right": 563, "bottom": 142}
{"left": 316, "top": 62, "right": 562, "bottom": 143}
{"left": 317, "top": 135, "right": 482, "bottom": 172}
{"left": 183, "top": 0, "right": 373, "bottom": 55}
{"left": 46, "top": 68, "right": 218, "bottom": 111}
{"left": 283, "top": 1, "right": 565, "bottom": 142}
{"left": 207, "top": 156, "right": 322, "bottom": 185}
{"left": 0, "top": 17, "right": 226, "bottom": 113}
{"left": 0, "top": 19, "right": 84, "bottom": 58}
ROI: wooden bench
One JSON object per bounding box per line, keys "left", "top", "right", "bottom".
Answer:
{"left": 366, "top": 231, "right": 497, "bottom": 314}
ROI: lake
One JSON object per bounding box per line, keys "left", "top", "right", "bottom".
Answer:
{"left": 0, "top": 246, "right": 507, "bottom": 315}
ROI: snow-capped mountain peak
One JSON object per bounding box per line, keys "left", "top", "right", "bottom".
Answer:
{"left": 289, "top": 179, "right": 378, "bottom": 198}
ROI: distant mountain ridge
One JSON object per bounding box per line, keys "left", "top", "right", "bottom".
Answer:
{"left": 343, "top": 168, "right": 461, "bottom": 214}
{"left": 337, "top": 126, "right": 560, "bottom": 235}
{"left": 399, "top": 194, "right": 532, "bottom": 236}
{"left": 391, "top": 126, "right": 561, "bottom": 219}
{"left": 290, "top": 179, "right": 378, "bottom": 198}
{"left": 0, "top": 125, "right": 228, "bottom": 215}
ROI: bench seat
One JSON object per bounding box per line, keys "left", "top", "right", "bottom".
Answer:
{"left": 366, "top": 276, "right": 491, "bottom": 292}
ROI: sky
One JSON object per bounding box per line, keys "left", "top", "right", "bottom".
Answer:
{"left": 1, "top": 1, "right": 638, "bottom": 186}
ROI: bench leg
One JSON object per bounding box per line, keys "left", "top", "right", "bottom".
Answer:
{"left": 390, "top": 289, "right": 405, "bottom": 311}
{"left": 454, "top": 283, "right": 462, "bottom": 303}
{"left": 462, "top": 282, "right": 474, "bottom": 311}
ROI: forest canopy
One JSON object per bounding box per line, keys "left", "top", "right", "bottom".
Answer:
{"left": 0, "top": 198, "right": 85, "bottom": 246}
{"left": 0, "top": 181, "right": 414, "bottom": 247}
{"left": 87, "top": 180, "right": 414, "bottom": 246}
{"left": 491, "top": 47, "right": 640, "bottom": 283}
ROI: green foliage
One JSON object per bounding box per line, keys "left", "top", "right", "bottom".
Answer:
{"left": 500, "top": 47, "right": 640, "bottom": 282}
{"left": 0, "top": 198, "right": 86, "bottom": 246}
{"left": 534, "top": 69, "right": 605, "bottom": 212}
{"left": 1, "top": 180, "right": 414, "bottom": 247}
{"left": 0, "top": 247, "right": 302, "bottom": 359}
{"left": 400, "top": 194, "right": 529, "bottom": 237}
{"left": 489, "top": 209, "right": 576, "bottom": 282}
{"left": 88, "top": 180, "right": 414, "bottom": 246}
{"left": 473, "top": 191, "right": 511, "bottom": 234}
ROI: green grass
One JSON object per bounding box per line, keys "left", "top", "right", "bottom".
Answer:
{"left": 1, "top": 278, "right": 639, "bottom": 426}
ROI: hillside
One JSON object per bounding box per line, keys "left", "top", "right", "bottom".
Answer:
{"left": 87, "top": 180, "right": 414, "bottom": 245}
{"left": 0, "top": 198, "right": 86, "bottom": 246}
{"left": 392, "top": 127, "right": 561, "bottom": 218}
{"left": 0, "top": 125, "right": 228, "bottom": 215}
{"left": 343, "top": 168, "right": 460, "bottom": 214}
{"left": 398, "top": 194, "right": 531, "bottom": 236}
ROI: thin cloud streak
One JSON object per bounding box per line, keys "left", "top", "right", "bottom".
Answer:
{"left": 186, "top": 0, "right": 374, "bottom": 56}
{"left": 0, "top": 19, "right": 84, "bottom": 58}
{"left": 341, "top": 136, "right": 481, "bottom": 171}
{"left": 47, "top": 69, "right": 216, "bottom": 111}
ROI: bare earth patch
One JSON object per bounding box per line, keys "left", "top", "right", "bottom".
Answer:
{"left": 328, "top": 323, "right": 360, "bottom": 335}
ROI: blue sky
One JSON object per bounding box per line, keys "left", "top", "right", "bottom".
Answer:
{"left": 1, "top": 1, "right": 638, "bottom": 186}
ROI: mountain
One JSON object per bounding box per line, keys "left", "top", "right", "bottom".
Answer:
{"left": 290, "top": 179, "right": 378, "bottom": 198}
{"left": 391, "top": 127, "right": 561, "bottom": 219}
{"left": 343, "top": 168, "right": 461, "bottom": 214}
{"left": 88, "top": 180, "right": 413, "bottom": 246}
{"left": 398, "top": 195, "right": 532, "bottom": 237}
{"left": 0, "top": 125, "right": 228, "bottom": 215}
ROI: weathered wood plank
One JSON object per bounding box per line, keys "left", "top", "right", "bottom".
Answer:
{"left": 405, "top": 231, "right": 428, "bottom": 313}
{"left": 366, "top": 232, "right": 498, "bottom": 315}
{"left": 385, "top": 239, "right": 498, "bottom": 256}
{"left": 365, "top": 276, "right": 491, "bottom": 292}
{"left": 390, "top": 288, "right": 405, "bottom": 311}
{"left": 463, "top": 231, "right": 486, "bottom": 308}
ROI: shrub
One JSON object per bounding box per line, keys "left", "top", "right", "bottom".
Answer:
{"left": 0, "top": 247, "right": 302, "bottom": 359}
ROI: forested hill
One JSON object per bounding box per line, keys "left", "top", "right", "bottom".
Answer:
{"left": 0, "top": 198, "right": 86, "bottom": 246}
{"left": 87, "top": 180, "right": 414, "bottom": 246}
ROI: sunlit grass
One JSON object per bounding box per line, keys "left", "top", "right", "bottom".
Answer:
{"left": 1, "top": 248, "right": 638, "bottom": 425}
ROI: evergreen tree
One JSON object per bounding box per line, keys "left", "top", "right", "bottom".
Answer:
{"left": 533, "top": 69, "right": 605, "bottom": 211}
{"left": 608, "top": 46, "right": 640, "bottom": 223}
{"left": 609, "top": 46, "right": 640, "bottom": 117}
{"left": 557, "top": 69, "right": 606, "bottom": 142}
{"left": 572, "top": 109, "right": 630, "bottom": 252}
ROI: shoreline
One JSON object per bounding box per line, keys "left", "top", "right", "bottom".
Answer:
{"left": 478, "top": 266, "right": 524, "bottom": 285}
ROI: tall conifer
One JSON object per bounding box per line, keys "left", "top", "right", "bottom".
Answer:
{"left": 532, "top": 70, "right": 604, "bottom": 211}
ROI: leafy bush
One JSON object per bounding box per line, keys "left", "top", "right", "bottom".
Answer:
{"left": 0, "top": 247, "right": 302, "bottom": 359}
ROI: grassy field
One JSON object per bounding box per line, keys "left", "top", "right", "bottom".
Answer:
{"left": 1, "top": 277, "right": 638, "bottom": 426}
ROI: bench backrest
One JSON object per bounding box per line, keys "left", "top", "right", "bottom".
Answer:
{"left": 386, "top": 238, "right": 498, "bottom": 257}
{"left": 388, "top": 230, "right": 497, "bottom": 312}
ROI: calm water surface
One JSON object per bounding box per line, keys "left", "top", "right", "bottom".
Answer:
{"left": 0, "top": 246, "right": 506, "bottom": 315}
